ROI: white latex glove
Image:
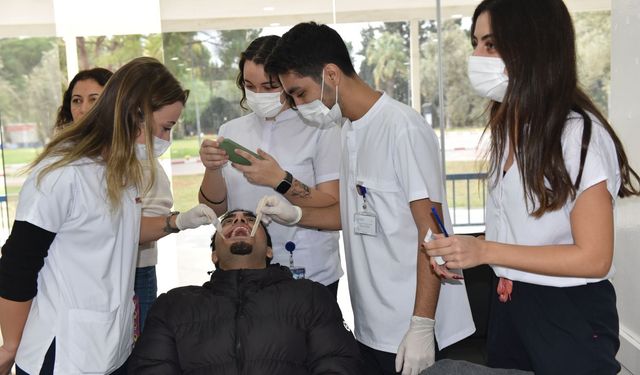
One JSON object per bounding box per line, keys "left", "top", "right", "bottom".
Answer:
{"left": 395, "top": 316, "right": 436, "bottom": 375}
{"left": 175, "top": 204, "right": 216, "bottom": 230}
{"left": 256, "top": 195, "right": 302, "bottom": 226}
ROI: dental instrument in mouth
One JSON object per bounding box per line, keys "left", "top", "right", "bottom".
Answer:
{"left": 250, "top": 201, "right": 265, "bottom": 237}
{"left": 212, "top": 215, "right": 225, "bottom": 239}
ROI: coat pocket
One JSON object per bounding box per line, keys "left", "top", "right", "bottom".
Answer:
{"left": 62, "top": 307, "right": 123, "bottom": 373}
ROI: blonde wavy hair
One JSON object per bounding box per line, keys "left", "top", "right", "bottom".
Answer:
{"left": 30, "top": 57, "right": 189, "bottom": 208}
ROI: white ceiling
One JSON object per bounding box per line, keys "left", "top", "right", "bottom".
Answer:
{"left": 0, "top": 0, "right": 611, "bottom": 38}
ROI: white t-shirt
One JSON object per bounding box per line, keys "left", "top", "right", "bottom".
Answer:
{"left": 14, "top": 157, "right": 141, "bottom": 374}
{"left": 219, "top": 109, "right": 343, "bottom": 285}
{"left": 341, "top": 93, "right": 475, "bottom": 352}
{"left": 487, "top": 112, "right": 620, "bottom": 287}
{"left": 137, "top": 160, "right": 173, "bottom": 268}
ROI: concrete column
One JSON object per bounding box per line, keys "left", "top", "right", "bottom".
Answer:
{"left": 409, "top": 19, "right": 421, "bottom": 113}
{"left": 610, "top": 1, "right": 640, "bottom": 374}
{"left": 63, "top": 35, "right": 78, "bottom": 81}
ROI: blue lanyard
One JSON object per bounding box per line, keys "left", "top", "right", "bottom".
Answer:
{"left": 285, "top": 241, "right": 296, "bottom": 268}
{"left": 356, "top": 184, "right": 368, "bottom": 210}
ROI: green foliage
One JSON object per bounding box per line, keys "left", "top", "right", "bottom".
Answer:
{"left": 215, "top": 29, "right": 262, "bottom": 79}
{"left": 420, "top": 19, "right": 487, "bottom": 129}
{"left": 169, "top": 137, "right": 202, "bottom": 158}
{"left": 359, "top": 22, "right": 410, "bottom": 103}
{"left": 574, "top": 11, "right": 610, "bottom": 116}
{"left": 366, "top": 31, "right": 409, "bottom": 95}
{"left": 200, "top": 96, "right": 243, "bottom": 135}
{"left": 25, "top": 49, "right": 64, "bottom": 140}
{"left": 0, "top": 38, "right": 58, "bottom": 91}
{"left": 161, "top": 29, "right": 260, "bottom": 137}
{"left": 0, "top": 37, "right": 64, "bottom": 142}
{"left": 75, "top": 34, "right": 162, "bottom": 72}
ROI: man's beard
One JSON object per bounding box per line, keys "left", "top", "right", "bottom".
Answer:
{"left": 230, "top": 241, "right": 253, "bottom": 255}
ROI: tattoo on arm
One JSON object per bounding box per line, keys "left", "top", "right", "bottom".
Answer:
{"left": 290, "top": 179, "right": 311, "bottom": 199}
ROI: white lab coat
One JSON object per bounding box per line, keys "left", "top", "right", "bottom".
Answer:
{"left": 14, "top": 157, "right": 141, "bottom": 374}
{"left": 219, "top": 109, "right": 343, "bottom": 285}
{"left": 340, "top": 93, "right": 475, "bottom": 353}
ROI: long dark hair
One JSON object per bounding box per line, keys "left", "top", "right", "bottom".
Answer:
{"left": 472, "top": 0, "right": 639, "bottom": 217}
{"left": 54, "top": 67, "right": 113, "bottom": 131}
{"left": 236, "top": 35, "right": 282, "bottom": 110}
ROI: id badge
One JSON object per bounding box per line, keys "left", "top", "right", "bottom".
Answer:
{"left": 290, "top": 266, "right": 306, "bottom": 280}
{"left": 354, "top": 211, "right": 377, "bottom": 236}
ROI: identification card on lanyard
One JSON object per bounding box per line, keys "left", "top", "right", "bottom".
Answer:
{"left": 354, "top": 183, "right": 377, "bottom": 236}
{"left": 285, "top": 241, "right": 306, "bottom": 279}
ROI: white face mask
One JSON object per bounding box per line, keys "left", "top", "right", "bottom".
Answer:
{"left": 296, "top": 69, "right": 342, "bottom": 128}
{"left": 136, "top": 136, "right": 171, "bottom": 160}
{"left": 245, "top": 89, "right": 284, "bottom": 119}
{"left": 467, "top": 55, "right": 509, "bottom": 102}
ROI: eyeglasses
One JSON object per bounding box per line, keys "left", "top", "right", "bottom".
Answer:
{"left": 219, "top": 210, "right": 257, "bottom": 226}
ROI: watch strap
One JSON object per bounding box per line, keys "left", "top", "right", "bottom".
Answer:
{"left": 163, "top": 211, "right": 181, "bottom": 233}
{"left": 275, "top": 171, "right": 293, "bottom": 195}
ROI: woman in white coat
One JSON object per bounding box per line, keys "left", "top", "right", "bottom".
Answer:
{"left": 425, "top": 1, "right": 640, "bottom": 373}
{"left": 0, "top": 57, "right": 191, "bottom": 374}
{"left": 198, "top": 36, "right": 343, "bottom": 296}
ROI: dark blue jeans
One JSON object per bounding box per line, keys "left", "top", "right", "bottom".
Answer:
{"left": 134, "top": 265, "right": 158, "bottom": 332}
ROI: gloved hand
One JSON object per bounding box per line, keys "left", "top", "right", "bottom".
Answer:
{"left": 175, "top": 204, "right": 216, "bottom": 230}
{"left": 395, "top": 316, "right": 436, "bottom": 375}
{"left": 256, "top": 195, "right": 302, "bottom": 226}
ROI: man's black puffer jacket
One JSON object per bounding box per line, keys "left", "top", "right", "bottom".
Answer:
{"left": 128, "top": 265, "right": 364, "bottom": 375}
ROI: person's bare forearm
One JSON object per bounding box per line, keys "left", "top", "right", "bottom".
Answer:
{"left": 284, "top": 179, "right": 338, "bottom": 208}
{"left": 0, "top": 297, "right": 32, "bottom": 352}
{"left": 299, "top": 203, "right": 342, "bottom": 230}
{"left": 139, "top": 215, "right": 175, "bottom": 244}
{"left": 414, "top": 250, "right": 440, "bottom": 318}
{"left": 410, "top": 199, "right": 443, "bottom": 318}
{"left": 199, "top": 168, "right": 228, "bottom": 215}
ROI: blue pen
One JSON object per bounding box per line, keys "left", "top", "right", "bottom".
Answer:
{"left": 429, "top": 207, "right": 449, "bottom": 266}
{"left": 430, "top": 207, "right": 449, "bottom": 237}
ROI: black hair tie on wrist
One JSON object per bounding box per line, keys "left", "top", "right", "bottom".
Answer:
{"left": 199, "top": 186, "right": 226, "bottom": 205}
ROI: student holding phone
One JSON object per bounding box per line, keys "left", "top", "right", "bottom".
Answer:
{"left": 198, "top": 35, "right": 343, "bottom": 297}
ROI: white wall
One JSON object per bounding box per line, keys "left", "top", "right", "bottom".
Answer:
{"left": 610, "top": 1, "right": 640, "bottom": 374}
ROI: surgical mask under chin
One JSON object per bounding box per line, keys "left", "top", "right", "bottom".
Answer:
{"left": 296, "top": 70, "right": 342, "bottom": 128}
{"left": 467, "top": 55, "right": 509, "bottom": 102}
{"left": 136, "top": 136, "right": 171, "bottom": 160}
{"left": 245, "top": 89, "right": 284, "bottom": 119}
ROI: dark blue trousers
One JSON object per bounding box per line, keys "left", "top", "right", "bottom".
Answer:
{"left": 487, "top": 279, "right": 620, "bottom": 375}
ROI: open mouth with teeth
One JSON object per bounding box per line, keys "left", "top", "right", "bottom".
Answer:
{"left": 224, "top": 225, "right": 252, "bottom": 239}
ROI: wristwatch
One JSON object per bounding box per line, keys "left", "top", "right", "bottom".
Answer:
{"left": 275, "top": 171, "right": 293, "bottom": 195}
{"left": 163, "top": 211, "right": 181, "bottom": 233}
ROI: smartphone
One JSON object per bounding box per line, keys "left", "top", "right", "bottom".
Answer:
{"left": 218, "top": 138, "right": 263, "bottom": 166}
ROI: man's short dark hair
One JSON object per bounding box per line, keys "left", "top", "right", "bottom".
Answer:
{"left": 264, "top": 22, "right": 356, "bottom": 82}
{"left": 210, "top": 210, "right": 273, "bottom": 266}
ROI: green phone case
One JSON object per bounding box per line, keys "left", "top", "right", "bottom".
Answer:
{"left": 218, "top": 138, "right": 263, "bottom": 166}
